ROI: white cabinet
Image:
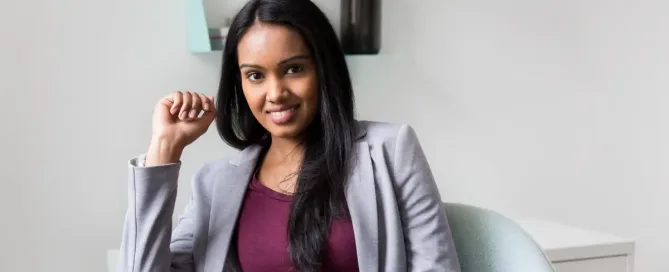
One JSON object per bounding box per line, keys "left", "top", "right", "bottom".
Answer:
{"left": 553, "top": 256, "right": 628, "bottom": 272}
{"left": 515, "top": 219, "right": 635, "bottom": 272}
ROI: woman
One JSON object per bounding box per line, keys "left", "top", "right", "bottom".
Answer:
{"left": 119, "top": 0, "right": 460, "bottom": 271}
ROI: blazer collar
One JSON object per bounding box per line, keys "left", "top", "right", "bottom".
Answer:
{"left": 208, "top": 121, "right": 376, "bottom": 271}
{"left": 228, "top": 144, "right": 264, "bottom": 166}
{"left": 344, "top": 141, "right": 379, "bottom": 271}
{"left": 355, "top": 121, "right": 368, "bottom": 140}
{"left": 204, "top": 145, "right": 262, "bottom": 272}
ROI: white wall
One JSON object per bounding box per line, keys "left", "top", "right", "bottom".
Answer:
{"left": 1, "top": 0, "right": 668, "bottom": 271}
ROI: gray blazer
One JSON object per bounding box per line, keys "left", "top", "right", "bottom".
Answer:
{"left": 118, "top": 121, "right": 461, "bottom": 272}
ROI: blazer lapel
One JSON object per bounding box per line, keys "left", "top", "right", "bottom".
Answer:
{"left": 202, "top": 122, "right": 370, "bottom": 271}
{"left": 346, "top": 141, "right": 379, "bottom": 271}
{"left": 203, "top": 145, "right": 263, "bottom": 272}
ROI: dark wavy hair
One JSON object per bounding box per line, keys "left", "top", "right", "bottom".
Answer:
{"left": 215, "top": 0, "right": 356, "bottom": 271}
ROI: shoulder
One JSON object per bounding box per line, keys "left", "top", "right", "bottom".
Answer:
{"left": 356, "top": 120, "right": 421, "bottom": 148}
{"left": 356, "top": 120, "right": 426, "bottom": 171}
{"left": 190, "top": 145, "right": 263, "bottom": 197}
{"left": 193, "top": 159, "right": 229, "bottom": 181}
{"left": 189, "top": 159, "right": 229, "bottom": 199}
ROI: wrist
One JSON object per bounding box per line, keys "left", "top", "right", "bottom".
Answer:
{"left": 146, "top": 137, "right": 184, "bottom": 166}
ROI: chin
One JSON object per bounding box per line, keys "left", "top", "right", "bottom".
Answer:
{"left": 266, "top": 124, "right": 306, "bottom": 139}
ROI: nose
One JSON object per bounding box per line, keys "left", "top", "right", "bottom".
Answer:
{"left": 266, "top": 76, "right": 288, "bottom": 104}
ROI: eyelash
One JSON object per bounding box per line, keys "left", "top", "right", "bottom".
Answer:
{"left": 245, "top": 65, "right": 304, "bottom": 82}
{"left": 246, "top": 72, "right": 263, "bottom": 81}
{"left": 286, "top": 65, "right": 303, "bottom": 74}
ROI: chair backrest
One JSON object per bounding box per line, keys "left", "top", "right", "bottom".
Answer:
{"left": 443, "top": 203, "right": 555, "bottom": 272}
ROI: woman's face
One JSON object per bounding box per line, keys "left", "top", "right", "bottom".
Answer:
{"left": 237, "top": 22, "right": 319, "bottom": 140}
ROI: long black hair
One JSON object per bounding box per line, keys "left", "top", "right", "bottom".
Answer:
{"left": 215, "top": 0, "right": 356, "bottom": 271}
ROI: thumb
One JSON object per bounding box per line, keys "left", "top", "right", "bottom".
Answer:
{"left": 201, "top": 107, "right": 217, "bottom": 124}
{"left": 203, "top": 96, "right": 217, "bottom": 123}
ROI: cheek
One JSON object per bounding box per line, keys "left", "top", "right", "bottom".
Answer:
{"left": 304, "top": 80, "right": 319, "bottom": 114}
{"left": 241, "top": 85, "right": 265, "bottom": 112}
{"left": 294, "top": 76, "right": 319, "bottom": 105}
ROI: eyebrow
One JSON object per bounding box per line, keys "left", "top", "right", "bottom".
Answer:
{"left": 239, "top": 55, "right": 310, "bottom": 69}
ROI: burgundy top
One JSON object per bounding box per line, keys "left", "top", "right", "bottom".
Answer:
{"left": 235, "top": 173, "right": 359, "bottom": 272}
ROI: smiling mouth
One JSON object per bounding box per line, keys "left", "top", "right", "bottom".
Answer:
{"left": 266, "top": 105, "right": 299, "bottom": 124}
{"left": 266, "top": 105, "right": 299, "bottom": 114}
{"left": 269, "top": 107, "right": 296, "bottom": 115}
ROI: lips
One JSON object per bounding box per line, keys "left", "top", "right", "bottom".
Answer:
{"left": 266, "top": 104, "right": 298, "bottom": 113}
{"left": 269, "top": 106, "right": 295, "bottom": 117}
{"left": 267, "top": 105, "right": 299, "bottom": 124}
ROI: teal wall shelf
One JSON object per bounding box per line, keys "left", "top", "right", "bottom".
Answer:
{"left": 187, "top": 0, "right": 381, "bottom": 54}
{"left": 187, "top": 0, "right": 213, "bottom": 53}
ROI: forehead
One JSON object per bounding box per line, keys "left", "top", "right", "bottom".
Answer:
{"left": 237, "top": 22, "right": 310, "bottom": 64}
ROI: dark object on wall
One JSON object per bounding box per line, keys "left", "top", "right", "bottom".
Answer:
{"left": 340, "top": 0, "right": 381, "bottom": 55}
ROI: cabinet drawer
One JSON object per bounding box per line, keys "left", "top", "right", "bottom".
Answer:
{"left": 553, "top": 256, "right": 629, "bottom": 272}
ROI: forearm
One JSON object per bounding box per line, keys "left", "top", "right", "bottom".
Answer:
{"left": 146, "top": 137, "right": 184, "bottom": 166}
{"left": 119, "top": 157, "right": 181, "bottom": 271}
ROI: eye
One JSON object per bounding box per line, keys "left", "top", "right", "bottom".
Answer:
{"left": 246, "top": 72, "right": 264, "bottom": 81}
{"left": 286, "top": 65, "right": 304, "bottom": 74}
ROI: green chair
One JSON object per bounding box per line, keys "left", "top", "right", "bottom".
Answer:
{"left": 444, "top": 203, "right": 555, "bottom": 272}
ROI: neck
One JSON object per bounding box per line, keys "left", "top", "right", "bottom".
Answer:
{"left": 265, "top": 136, "right": 304, "bottom": 165}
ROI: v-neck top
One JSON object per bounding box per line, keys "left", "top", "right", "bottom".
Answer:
{"left": 235, "top": 172, "right": 359, "bottom": 272}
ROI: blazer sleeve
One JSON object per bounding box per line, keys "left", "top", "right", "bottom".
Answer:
{"left": 117, "top": 155, "right": 197, "bottom": 272}
{"left": 392, "top": 125, "right": 461, "bottom": 272}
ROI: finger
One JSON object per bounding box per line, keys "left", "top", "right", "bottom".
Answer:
{"left": 198, "top": 96, "right": 217, "bottom": 123}
{"left": 208, "top": 96, "right": 216, "bottom": 112}
{"left": 197, "top": 93, "right": 210, "bottom": 112}
{"left": 200, "top": 106, "right": 217, "bottom": 124}
{"left": 158, "top": 96, "right": 174, "bottom": 109}
{"left": 180, "top": 91, "right": 192, "bottom": 120}
{"left": 189, "top": 93, "right": 202, "bottom": 119}
{"left": 170, "top": 91, "right": 183, "bottom": 115}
